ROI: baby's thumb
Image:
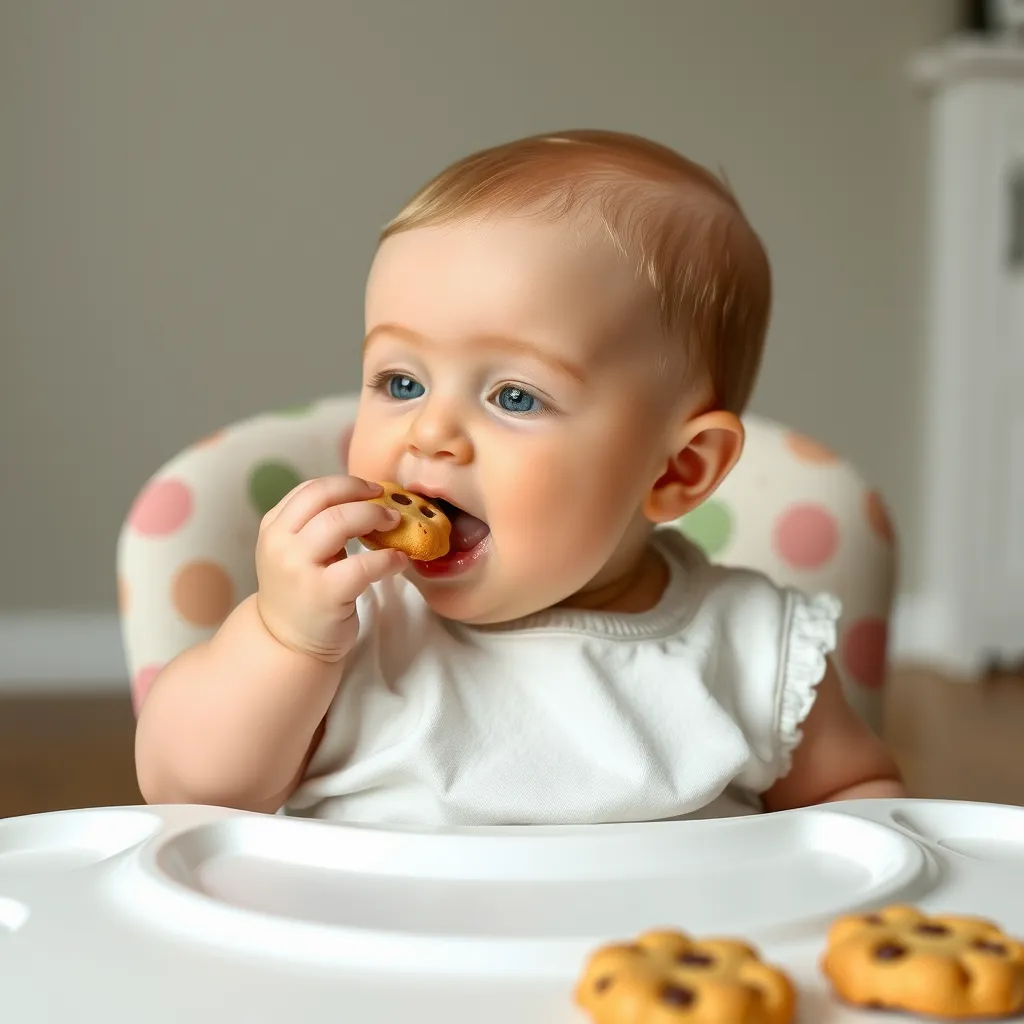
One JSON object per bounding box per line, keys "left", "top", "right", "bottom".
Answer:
{"left": 326, "top": 545, "right": 408, "bottom": 605}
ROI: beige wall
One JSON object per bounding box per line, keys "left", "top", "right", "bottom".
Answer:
{"left": 0, "top": 0, "right": 959, "bottom": 611}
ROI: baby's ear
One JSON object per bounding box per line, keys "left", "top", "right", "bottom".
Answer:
{"left": 643, "top": 411, "right": 744, "bottom": 524}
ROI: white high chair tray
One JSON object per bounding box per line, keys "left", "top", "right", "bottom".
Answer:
{"left": 2, "top": 799, "right": 1023, "bottom": 1022}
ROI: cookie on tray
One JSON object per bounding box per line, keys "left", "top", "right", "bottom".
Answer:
{"left": 575, "top": 928, "right": 796, "bottom": 1023}
{"left": 821, "top": 903, "right": 1024, "bottom": 1019}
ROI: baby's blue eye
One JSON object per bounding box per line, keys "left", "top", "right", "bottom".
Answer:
{"left": 496, "top": 386, "right": 541, "bottom": 414}
{"left": 388, "top": 376, "right": 425, "bottom": 400}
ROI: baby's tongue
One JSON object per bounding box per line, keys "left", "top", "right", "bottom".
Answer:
{"left": 448, "top": 509, "right": 490, "bottom": 553}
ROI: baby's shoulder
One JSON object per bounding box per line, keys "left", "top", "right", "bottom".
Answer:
{"left": 657, "top": 528, "right": 842, "bottom": 788}
{"left": 656, "top": 527, "right": 806, "bottom": 623}
{"left": 655, "top": 526, "right": 841, "bottom": 671}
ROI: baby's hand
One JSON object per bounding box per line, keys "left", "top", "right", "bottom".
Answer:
{"left": 254, "top": 476, "right": 407, "bottom": 662}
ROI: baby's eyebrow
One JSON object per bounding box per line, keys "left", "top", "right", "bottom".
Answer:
{"left": 362, "top": 323, "right": 421, "bottom": 354}
{"left": 363, "top": 323, "right": 586, "bottom": 384}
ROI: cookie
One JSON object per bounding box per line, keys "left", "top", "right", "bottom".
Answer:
{"left": 821, "top": 904, "right": 1024, "bottom": 1019}
{"left": 575, "top": 929, "right": 796, "bottom": 1023}
{"left": 360, "top": 483, "right": 451, "bottom": 561}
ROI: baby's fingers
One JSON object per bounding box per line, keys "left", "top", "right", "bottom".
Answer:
{"left": 302, "top": 501, "right": 400, "bottom": 563}
{"left": 265, "top": 476, "right": 383, "bottom": 534}
{"left": 325, "top": 546, "right": 408, "bottom": 604}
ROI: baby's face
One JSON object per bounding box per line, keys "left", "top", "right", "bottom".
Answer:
{"left": 348, "top": 215, "right": 686, "bottom": 624}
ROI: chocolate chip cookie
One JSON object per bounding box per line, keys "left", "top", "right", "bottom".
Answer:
{"left": 821, "top": 903, "right": 1024, "bottom": 1018}
{"left": 576, "top": 929, "right": 796, "bottom": 1023}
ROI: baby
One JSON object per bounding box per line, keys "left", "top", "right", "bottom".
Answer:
{"left": 135, "top": 130, "right": 905, "bottom": 824}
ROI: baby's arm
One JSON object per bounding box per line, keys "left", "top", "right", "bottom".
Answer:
{"left": 135, "top": 476, "right": 406, "bottom": 813}
{"left": 134, "top": 595, "right": 339, "bottom": 813}
{"left": 762, "top": 659, "right": 906, "bottom": 811}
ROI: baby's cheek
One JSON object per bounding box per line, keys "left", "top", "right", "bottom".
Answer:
{"left": 493, "top": 459, "right": 619, "bottom": 564}
{"left": 347, "top": 416, "right": 391, "bottom": 482}
{"left": 346, "top": 451, "right": 376, "bottom": 484}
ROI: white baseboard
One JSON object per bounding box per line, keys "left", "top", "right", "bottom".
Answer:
{"left": 889, "top": 590, "right": 986, "bottom": 680}
{"left": 889, "top": 591, "right": 940, "bottom": 663}
{"left": 0, "top": 593, "right": 982, "bottom": 696}
{"left": 0, "top": 612, "right": 128, "bottom": 695}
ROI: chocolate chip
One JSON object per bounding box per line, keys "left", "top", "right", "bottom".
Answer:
{"left": 391, "top": 493, "right": 412, "bottom": 505}
{"left": 973, "top": 940, "right": 1007, "bottom": 955}
{"left": 421, "top": 507, "right": 435, "bottom": 518}
{"left": 677, "top": 952, "right": 714, "bottom": 966}
{"left": 915, "top": 923, "right": 949, "bottom": 936}
{"left": 864, "top": 915, "right": 884, "bottom": 924}
{"left": 660, "top": 984, "right": 696, "bottom": 1006}
{"left": 594, "top": 975, "right": 613, "bottom": 993}
{"left": 874, "top": 943, "right": 907, "bottom": 960}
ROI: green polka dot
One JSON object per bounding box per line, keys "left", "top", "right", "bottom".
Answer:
{"left": 248, "top": 460, "right": 303, "bottom": 516}
{"left": 275, "top": 403, "right": 313, "bottom": 416}
{"left": 677, "top": 498, "right": 733, "bottom": 558}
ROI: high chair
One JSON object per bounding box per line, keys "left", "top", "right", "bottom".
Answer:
{"left": 117, "top": 394, "right": 896, "bottom": 732}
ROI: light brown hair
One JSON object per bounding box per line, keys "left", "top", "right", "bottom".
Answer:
{"left": 380, "top": 129, "right": 771, "bottom": 413}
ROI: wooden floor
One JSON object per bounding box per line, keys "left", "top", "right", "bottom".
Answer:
{"left": 0, "top": 693, "right": 142, "bottom": 817}
{"left": 1, "top": 665, "right": 1023, "bottom": 818}
{"left": 884, "top": 664, "right": 1024, "bottom": 806}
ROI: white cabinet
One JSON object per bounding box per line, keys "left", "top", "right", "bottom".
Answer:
{"left": 910, "top": 41, "right": 1024, "bottom": 674}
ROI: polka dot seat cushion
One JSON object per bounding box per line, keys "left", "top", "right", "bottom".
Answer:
{"left": 117, "top": 395, "right": 895, "bottom": 732}
{"left": 683, "top": 422, "right": 896, "bottom": 732}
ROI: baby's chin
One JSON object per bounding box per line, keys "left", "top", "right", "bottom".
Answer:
{"left": 404, "top": 568, "right": 571, "bottom": 626}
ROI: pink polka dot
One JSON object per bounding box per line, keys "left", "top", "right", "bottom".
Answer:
{"left": 131, "top": 663, "right": 163, "bottom": 716}
{"left": 772, "top": 503, "right": 839, "bottom": 569}
{"left": 129, "top": 478, "right": 193, "bottom": 536}
{"left": 841, "top": 618, "right": 889, "bottom": 689}
{"left": 337, "top": 424, "right": 354, "bottom": 471}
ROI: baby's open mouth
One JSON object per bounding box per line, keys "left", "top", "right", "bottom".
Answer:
{"left": 431, "top": 497, "right": 490, "bottom": 554}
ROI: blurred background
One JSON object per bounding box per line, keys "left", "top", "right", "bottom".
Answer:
{"left": 2, "top": 0, "right": 1022, "bottom": 816}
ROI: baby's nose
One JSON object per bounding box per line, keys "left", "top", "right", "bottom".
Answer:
{"left": 406, "top": 406, "right": 472, "bottom": 464}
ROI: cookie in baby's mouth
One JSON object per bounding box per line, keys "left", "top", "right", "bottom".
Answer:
{"left": 360, "top": 484, "right": 452, "bottom": 561}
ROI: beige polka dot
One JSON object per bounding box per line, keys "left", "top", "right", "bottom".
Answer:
{"left": 785, "top": 432, "right": 839, "bottom": 464}
{"left": 865, "top": 489, "right": 895, "bottom": 545}
{"left": 194, "top": 428, "right": 225, "bottom": 447}
{"left": 172, "top": 560, "right": 235, "bottom": 627}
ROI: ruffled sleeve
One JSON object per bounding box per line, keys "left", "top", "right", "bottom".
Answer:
{"left": 774, "top": 590, "right": 842, "bottom": 776}
{"left": 674, "top": 549, "right": 844, "bottom": 797}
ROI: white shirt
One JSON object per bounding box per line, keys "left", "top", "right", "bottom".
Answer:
{"left": 285, "top": 529, "right": 840, "bottom": 825}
